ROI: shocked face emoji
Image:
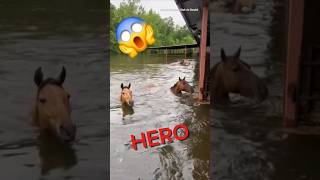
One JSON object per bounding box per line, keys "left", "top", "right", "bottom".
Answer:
{"left": 116, "top": 17, "right": 155, "bottom": 58}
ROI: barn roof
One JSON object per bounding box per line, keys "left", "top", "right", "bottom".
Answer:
{"left": 174, "top": 0, "right": 209, "bottom": 45}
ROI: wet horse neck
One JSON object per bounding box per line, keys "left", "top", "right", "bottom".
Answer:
{"left": 210, "top": 64, "right": 231, "bottom": 105}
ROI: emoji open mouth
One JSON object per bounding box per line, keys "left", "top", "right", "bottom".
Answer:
{"left": 134, "top": 36, "right": 144, "bottom": 48}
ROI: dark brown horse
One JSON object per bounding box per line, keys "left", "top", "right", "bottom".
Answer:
{"left": 210, "top": 47, "right": 268, "bottom": 105}
{"left": 171, "top": 77, "right": 194, "bottom": 95}
{"left": 32, "top": 67, "right": 76, "bottom": 142}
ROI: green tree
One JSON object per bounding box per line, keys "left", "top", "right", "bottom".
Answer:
{"left": 110, "top": 0, "right": 195, "bottom": 53}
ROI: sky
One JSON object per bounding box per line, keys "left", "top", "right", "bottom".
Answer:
{"left": 110, "top": 0, "right": 187, "bottom": 26}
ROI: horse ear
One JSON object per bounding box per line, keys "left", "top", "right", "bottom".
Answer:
{"left": 121, "top": 83, "right": 124, "bottom": 89}
{"left": 179, "top": 77, "right": 181, "bottom": 81}
{"left": 183, "top": 77, "right": 186, "bottom": 80}
{"left": 34, "top": 67, "right": 43, "bottom": 86}
{"left": 221, "top": 48, "right": 226, "bottom": 61}
{"left": 234, "top": 46, "right": 241, "bottom": 58}
{"left": 57, "top": 66, "right": 66, "bottom": 85}
{"left": 128, "top": 83, "right": 131, "bottom": 89}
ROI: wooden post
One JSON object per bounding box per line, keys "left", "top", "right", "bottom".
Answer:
{"left": 198, "top": 0, "right": 209, "bottom": 100}
{"left": 284, "top": 0, "right": 304, "bottom": 127}
{"left": 185, "top": 45, "right": 187, "bottom": 59}
{"left": 165, "top": 48, "right": 168, "bottom": 62}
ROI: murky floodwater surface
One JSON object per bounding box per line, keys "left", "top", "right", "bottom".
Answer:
{"left": 0, "top": 0, "right": 108, "bottom": 178}
{"left": 110, "top": 54, "right": 210, "bottom": 180}
{"left": 0, "top": 32, "right": 108, "bottom": 180}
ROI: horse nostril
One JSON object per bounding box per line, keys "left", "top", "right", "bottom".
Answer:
{"left": 39, "top": 98, "right": 46, "bottom": 103}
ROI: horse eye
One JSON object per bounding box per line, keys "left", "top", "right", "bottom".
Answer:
{"left": 67, "top": 94, "right": 71, "bottom": 99}
{"left": 39, "top": 98, "right": 46, "bottom": 103}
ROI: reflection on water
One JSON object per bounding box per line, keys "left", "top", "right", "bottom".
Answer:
{"left": 37, "top": 132, "right": 77, "bottom": 175}
{"left": 122, "top": 105, "right": 134, "bottom": 117}
{"left": 211, "top": 0, "right": 320, "bottom": 179}
{"left": 110, "top": 54, "right": 209, "bottom": 179}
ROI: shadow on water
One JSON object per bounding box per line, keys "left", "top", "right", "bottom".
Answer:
{"left": 121, "top": 105, "right": 134, "bottom": 117}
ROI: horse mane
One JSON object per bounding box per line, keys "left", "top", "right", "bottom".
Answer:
{"left": 209, "top": 59, "right": 251, "bottom": 81}
{"left": 121, "top": 86, "right": 130, "bottom": 90}
{"left": 37, "top": 78, "right": 63, "bottom": 93}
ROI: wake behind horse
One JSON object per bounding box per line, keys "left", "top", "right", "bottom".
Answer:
{"left": 210, "top": 47, "right": 268, "bottom": 105}
{"left": 32, "top": 67, "right": 76, "bottom": 142}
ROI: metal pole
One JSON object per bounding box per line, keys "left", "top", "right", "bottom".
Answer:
{"left": 198, "top": 0, "right": 209, "bottom": 100}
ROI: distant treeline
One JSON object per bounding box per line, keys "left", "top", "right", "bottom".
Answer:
{"left": 110, "top": 0, "right": 195, "bottom": 53}
{"left": 0, "top": 0, "right": 106, "bottom": 32}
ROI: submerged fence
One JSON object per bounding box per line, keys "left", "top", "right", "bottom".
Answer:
{"left": 147, "top": 44, "right": 199, "bottom": 59}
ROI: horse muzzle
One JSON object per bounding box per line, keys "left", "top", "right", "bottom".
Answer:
{"left": 127, "top": 100, "right": 134, "bottom": 107}
{"left": 59, "top": 123, "right": 76, "bottom": 142}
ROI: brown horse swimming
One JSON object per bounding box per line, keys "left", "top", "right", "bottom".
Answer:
{"left": 120, "top": 83, "right": 134, "bottom": 117}
{"left": 32, "top": 67, "right": 76, "bottom": 142}
{"left": 120, "top": 83, "right": 134, "bottom": 107}
{"left": 210, "top": 47, "right": 268, "bottom": 105}
{"left": 180, "top": 59, "right": 191, "bottom": 66}
{"left": 171, "top": 77, "right": 194, "bottom": 95}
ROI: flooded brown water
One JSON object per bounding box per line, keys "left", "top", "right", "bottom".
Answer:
{"left": 0, "top": 32, "right": 108, "bottom": 180}
{"left": 211, "top": 0, "right": 320, "bottom": 179}
{"left": 0, "top": 0, "right": 108, "bottom": 179}
{"left": 110, "top": 54, "right": 210, "bottom": 180}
